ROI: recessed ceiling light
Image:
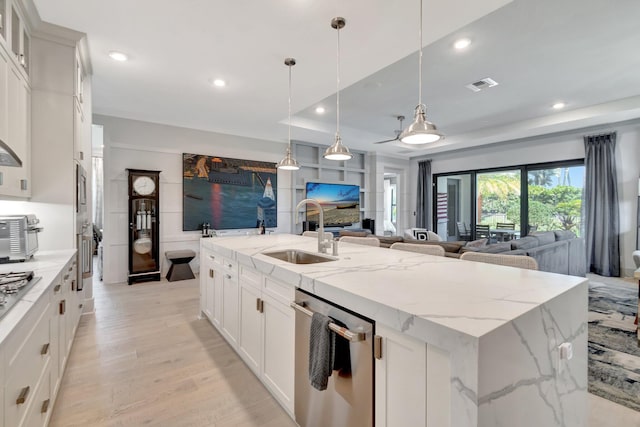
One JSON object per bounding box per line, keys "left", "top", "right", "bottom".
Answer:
{"left": 212, "top": 79, "right": 226, "bottom": 87}
{"left": 552, "top": 102, "right": 566, "bottom": 110}
{"left": 108, "top": 51, "right": 128, "bottom": 62}
{"left": 454, "top": 38, "right": 472, "bottom": 50}
{"left": 315, "top": 106, "right": 325, "bottom": 114}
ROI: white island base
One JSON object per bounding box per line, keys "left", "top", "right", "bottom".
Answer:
{"left": 200, "top": 234, "right": 587, "bottom": 427}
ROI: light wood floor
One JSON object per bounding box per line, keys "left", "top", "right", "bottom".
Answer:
{"left": 49, "top": 271, "right": 639, "bottom": 426}
{"left": 49, "top": 276, "right": 296, "bottom": 427}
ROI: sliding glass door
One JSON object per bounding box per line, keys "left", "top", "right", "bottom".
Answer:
{"left": 476, "top": 170, "right": 521, "bottom": 235}
{"left": 433, "top": 160, "right": 584, "bottom": 241}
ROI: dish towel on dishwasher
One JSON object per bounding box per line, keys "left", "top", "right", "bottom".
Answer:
{"left": 309, "top": 312, "right": 334, "bottom": 391}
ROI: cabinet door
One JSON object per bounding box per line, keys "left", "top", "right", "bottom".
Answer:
{"left": 221, "top": 270, "right": 239, "bottom": 348}
{"left": 261, "top": 292, "right": 294, "bottom": 413}
{"left": 201, "top": 259, "right": 213, "bottom": 320}
{"left": 0, "top": 345, "right": 4, "bottom": 427}
{"left": 2, "top": 66, "right": 29, "bottom": 197}
{"left": 49, "top": 274, "right": 64, "bottom": 398}
{"left": 238, "top": 280, "right": 262, "bottom": 375}
{"left": 0, "top": 47, "right": 7, "bottom": 143}
{"left": 375, "top": 323, "right": 427, "bottom": 427}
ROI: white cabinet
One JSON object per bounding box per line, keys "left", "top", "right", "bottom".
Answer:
{"left": 238, "top": 268, "right": 262, "bottom": 374}
{"left": 0, "top": 0, "right": 31, "bottom": 199}
{"left": 0, "top": 53, "right": 29, "bottom": 197}
{"left": 199, "top": 247, "right": 222, "bottom": 326}
{"left": 0, "top": 253, "right": 80, "bottom": 427}
{"left": 199, "top": 244, "right": 295, "bottom": 415}
{"left": 0, "top": 46, "right": 7, "bottom": 144}
{"left": 220, "top": 258, "right": 239, "bottom": 348}
{"left": 8, "top": 3, "right": 29, "bottom": 76}
{"left": 375, "top": 323, "right": 451, "bottom": 427}
{"left": 3, "top": 290, "right": 51, "bottom": 427}
{"left": 260, "top": 283, "right": 294, "bottom": 412}
{"left": 0, "top": 345, "right": 4, "bottom": 422}
{"left": 53, "top": 257, "right": 78, "bottom": 393}
{"left": 237, "top": 268, "right": 294, "bottom": 414}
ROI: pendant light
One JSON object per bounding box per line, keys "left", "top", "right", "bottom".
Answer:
{"left": 323, "top": 17, "right": 352, "bottom": 161}
{"left": 399, "top": 0, "right": 443, "bottom": 145}
{"left": 277, "top": 58, "right": 300, "bottom": 170}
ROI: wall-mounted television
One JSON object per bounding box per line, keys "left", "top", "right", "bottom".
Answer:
{"left": 305, "top": 182, "right": 360, "bottom": 227}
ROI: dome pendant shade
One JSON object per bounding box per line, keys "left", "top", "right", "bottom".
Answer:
{"left": 401, "top": 0, "right": 444, "bottom": 145}
{"left": 277, "top": 57, "right": 300, "bottom": 171}
{"left": 323, "top": 17, "right": 352, "bottom": 162}
{"left": 324, "top": 134, "right": 352, "bottom": 161}
{"left": 399, "top": 104, "right": 443, "bottom": 144}
{"left": 277, "top": 147, "right": 299, "bottom": 170}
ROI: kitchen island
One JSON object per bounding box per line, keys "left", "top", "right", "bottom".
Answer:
{"left": 200, "top": 234, "right": 587, "bottom": 427}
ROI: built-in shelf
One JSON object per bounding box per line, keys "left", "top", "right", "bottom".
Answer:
{"left": 291, "top": 141, "right": 370, "bottom": 229}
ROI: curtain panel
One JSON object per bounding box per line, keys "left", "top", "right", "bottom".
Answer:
{"left": 416, "top": 160, "right": 432, "bottom": 229}
{"left": 584, "top": 132, "right": 619, "bottom": 276}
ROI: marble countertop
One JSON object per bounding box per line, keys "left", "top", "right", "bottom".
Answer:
{"left": 0, "top": 250, "right": 76, "bottom": 345}
{"left": 203, "top": 234, "right": 587, "bottom": 341}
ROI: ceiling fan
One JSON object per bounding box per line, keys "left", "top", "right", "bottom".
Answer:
{"left": 373, "top": 115, "right": 405, "bottom": 144}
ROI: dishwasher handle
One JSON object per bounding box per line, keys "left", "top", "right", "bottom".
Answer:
{"left": 290, "top": 301, "right": 366, "bottom": 343}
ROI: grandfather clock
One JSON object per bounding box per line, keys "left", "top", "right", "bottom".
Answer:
{"left": 127, "top": 169, "right": 161, "bottom": 285}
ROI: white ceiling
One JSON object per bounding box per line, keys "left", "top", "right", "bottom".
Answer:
{"left": 32, "top": 0, "right": 640, "bottom": 158}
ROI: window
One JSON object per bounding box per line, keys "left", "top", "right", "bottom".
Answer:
{"left": 433, "top": 160, "right": 584, "bottom": 240}
{"left": 527, "top": 164, "right": 584, "bottom": 236}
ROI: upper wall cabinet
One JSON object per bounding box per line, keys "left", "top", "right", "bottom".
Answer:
{"left": 0, "top": 0, "right": 6, "bottom": 43}
{"left": 0, "top": 45, "right": 30, "bottom": 198}
{"left": 8, "top": 2, "right": 29, "bottom": 77}
{"left": 0, "top": 0, "right": 31, "bottom": 199}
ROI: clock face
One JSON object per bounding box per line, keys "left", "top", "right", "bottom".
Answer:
{"left": 133, "top": 176, "right": 156, "bottom": 196}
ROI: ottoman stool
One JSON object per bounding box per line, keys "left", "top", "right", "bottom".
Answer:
{"left": 165, "top": 250, "right": 196, "bottom": 282}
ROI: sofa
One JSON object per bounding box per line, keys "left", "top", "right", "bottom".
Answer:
{"left": 461, "top": 230, "right": 586, "bottom": 276}
{"left": 378, "top": 230, "right": 586, "bottom": 276}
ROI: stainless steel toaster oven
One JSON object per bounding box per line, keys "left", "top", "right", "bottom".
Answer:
{"left": 0, "top": 214, "right": 42, "bottom": 263}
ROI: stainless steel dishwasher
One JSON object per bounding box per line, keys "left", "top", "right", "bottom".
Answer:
{"left": 292, "top": 289, "right": 374, "bottom": 427}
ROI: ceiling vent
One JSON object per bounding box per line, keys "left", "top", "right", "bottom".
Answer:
{"left": 465, "top": 77, "right": 499, "bottom": 92}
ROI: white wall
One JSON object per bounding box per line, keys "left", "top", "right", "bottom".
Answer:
{"left": 409, "top": 120, "right": 640, "bottom": 276}
{"left": 96, "top": 114, "right": 294, "bottom": 284}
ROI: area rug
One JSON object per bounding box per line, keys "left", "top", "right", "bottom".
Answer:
{"left": 588, "top": 278, "right": 640, "bottom": 411}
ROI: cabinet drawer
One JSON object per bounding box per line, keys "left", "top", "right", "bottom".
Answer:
{"left": 205, "top": 251, "right": 223, "bottom": 266}
{"left": 223, "top": 258, "right": 237, "bottom": 271}
{"left": 239, "top": 264, "right": 261, "bottom": 288}
{"left": 5, "top": 302, "right": 52, "bottom": 427}
{"left": 263, "top": 277, "right": 294, "bottom": 305}
{"left": 23, "top": 362, "right": 52, "bottom": 427}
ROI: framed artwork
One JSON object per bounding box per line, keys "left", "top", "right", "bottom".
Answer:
{"left": 182, "top": 153, "right": 278, "bottom": 230}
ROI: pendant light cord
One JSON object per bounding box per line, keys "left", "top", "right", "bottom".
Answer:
{"left": 418, "top": 0, "right": 423, "bottom": 106}
{"left": 336, "top": 24, "right": 341, "bottom": 136}
{"left": 288, "top": 62, "right": 292, "bottom": 151}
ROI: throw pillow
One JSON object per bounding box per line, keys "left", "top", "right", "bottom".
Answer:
{"left": 477, "top": 242, "right": 512, "bottom": 254}
{"left": 414, "top": 231, "right": 429, "bottom": 241}
{"left": 404, "top": 228, "right": 427, "bottom": 239}
{"left": 465, "top": 238, "right": 487, "bottom": 248}
{"left": 427, "top": 231, "right": 443, "bottom": 241}
{"left": 553, "top": 230, "right": 576, "bottom": 241}
{"left": 531, "top": 231, "right": 555, "bottom": 246}
{"left": 510, "top": 236, "right": 539, "bottom": 250}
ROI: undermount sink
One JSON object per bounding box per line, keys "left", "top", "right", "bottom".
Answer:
{"left": 262, "top": 249, "right": 336, "bottom": 264}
